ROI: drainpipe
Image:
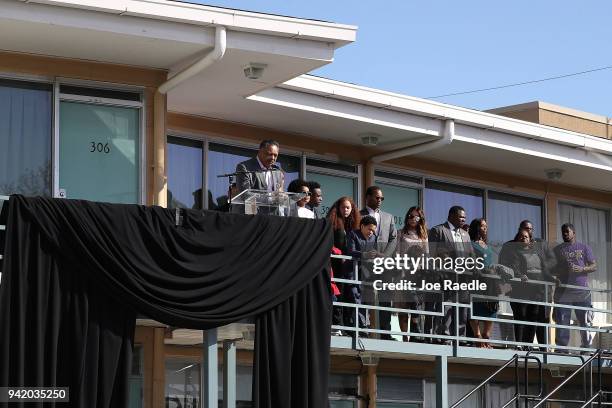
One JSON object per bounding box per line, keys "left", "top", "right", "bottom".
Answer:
{"left": 158, "top": 26, "right": 227, "bottom": 94}
{"left": 154, "top": 26, "right": 227, "bottom": 207}
{"left": 370, "top": 119, "right": 455, "bottom": 163}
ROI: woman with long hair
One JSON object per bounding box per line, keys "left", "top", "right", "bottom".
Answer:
{"left": 327, "top": 196, "right": 361, "bottom": 335}
{"left": 396, "top": 206, "right": 428, "bottom": 342}
{"left": 468, "top": 218, "right": 496, "bottom": 348}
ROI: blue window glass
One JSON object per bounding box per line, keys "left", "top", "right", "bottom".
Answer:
{"left": 424, "top": 180, "right": 483, "bottom": 227}
{"left": 167, "top": 137, "right": 203, "bottom": 209}
{"left": 207, "top": 143, "right": 300, "bottom": 210}
{"left": 0, "top": 80, "right": 52, "bottom": 196}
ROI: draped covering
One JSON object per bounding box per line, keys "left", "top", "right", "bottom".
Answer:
{"left": 0, "top": 195, "right": 332, "bottom": 407}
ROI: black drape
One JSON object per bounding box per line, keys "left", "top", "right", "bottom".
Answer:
{"left": 0, "top": 195, "right": 332, "bottom": 407}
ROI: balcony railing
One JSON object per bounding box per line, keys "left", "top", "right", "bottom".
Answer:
{"left": 330, "top": 253, "right": 612, "bottom": 359}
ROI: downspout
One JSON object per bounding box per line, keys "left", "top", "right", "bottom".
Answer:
{"left": 158, "top": 26, "right": 227, "bottom": 94}
{"left": 370, "top": 119, "right": 455, "bottom": 163}
{"left": 154, "top": 26, "right": 227, "bottom": 207}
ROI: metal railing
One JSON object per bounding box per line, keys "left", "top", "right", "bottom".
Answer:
{"left": 330, "top": 253, "right": 612, "bottom": 354}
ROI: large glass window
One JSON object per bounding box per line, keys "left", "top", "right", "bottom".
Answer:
{"left": 375, "top": 171, "right": 421, "bottom": 230}
{"left": 306, "top": 159, "right": 359, "bottom": 218}
{"left": 329, "top": 374, "right": 358, "bottom": 408}
{"left": 0, "top": 79, "right": 52, "bottom": 196}
{"left": 487, "top": 191, "right": 543, "bottom": 245}
{"left": 558, "top": 202, "right": 611, "bottom": 324}
{"left": 59, "top": 99, "right": 140, "bottom": 203}
{"left": 377, "top": 376, "right": 423, "bottom": 407}
{"left": 128, "top": 346, "right": 144, "bottom": 408}
{"left": 167, "top": 137, "right": 203, "bottom": 209}
{"left": 207, "top": 142, "right": 300, "bottom": 210}
{"left": 165, "top": 358, "right": 201, "bottom": 408}
{"left": 424, "top": 180, "right": 483, "bottom": 227}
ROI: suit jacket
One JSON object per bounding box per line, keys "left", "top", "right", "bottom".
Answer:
{"left": 235, "top": 157, "right": 283, "bottom": 193}
{"left": 428, "top": 221, "right": 474, "bottom": 258}
{"left": 359, "top": 208, "right": 397, "bottom": 257}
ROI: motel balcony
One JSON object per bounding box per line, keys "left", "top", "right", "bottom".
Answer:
{"left": 2, "top": 194, "right": 612, "bottom": 408}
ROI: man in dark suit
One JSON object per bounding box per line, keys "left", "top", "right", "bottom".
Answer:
{"left": 360, "top": 186, "right": 397, "bottom": 340}
{"left": 427, "top": 206, "right": 475, "bottom": 341}
{"left": 235, "top": 140, "right": 283, "bottom": 193}
{"left": 305, "top": 181, "right": 322, "bottom": 218}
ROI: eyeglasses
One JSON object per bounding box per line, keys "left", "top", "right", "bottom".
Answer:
{"left": 374, "top": 196, "right": 384, "bottom": 201}
{"left": 302, "top": 191, "right": 311, "bottom": 196}
{"left": 408, "top": 215, "right": 421, "bottom": 221}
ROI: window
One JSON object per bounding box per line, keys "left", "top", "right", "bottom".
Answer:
{"left": 306, "top": 159, "right": 359, "bottom": 218}
{"left": 218, "top": 365, "right": 254, "bottom": 408}
{"left": 424, "top": 180, "right": 483, "bottom": 228}
{"left": 207, "top": 142, "right": 300, "bottom": 210}
{"left": 59, "top": 88, "right": 141, "bottom": 203}
{"left": 0, "top": 79, "right": 52, "bottom": 196}
{"left": 377, "top": 376, "right": 423, "bottom": 407}
{"left": 128, "top": 346, "right": 144, "bottom": 408}
{"left": 167, "top": 137, "right": 203, "bottom": 209}
{"left": 375, "top": 171, "right": 421, "bottom": 230}
{"left": 487, "top": 191, "right": 543, "bottom": 245}
{"left": 329, "top": 374, "right": 358, "bottom": 408}
{"left": 558, "top": 202, "right": 611, "bottom": 324}
{"left": 165, "top": 358, "right": 201, "bottom": 408}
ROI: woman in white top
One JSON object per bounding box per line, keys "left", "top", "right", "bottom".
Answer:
{"left": 396, "top": 206, "right": 429, "bottom": 342}
{"left": 287, "top": 179, "right": 314, "bottom": 219}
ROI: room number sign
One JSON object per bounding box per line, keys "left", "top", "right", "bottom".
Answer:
{"left": 90, "top": 142, "right": 111, "bottom": 154}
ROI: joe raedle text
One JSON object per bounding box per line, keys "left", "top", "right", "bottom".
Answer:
{"left": 373, "top": 279, "right": 487, "bottom": 291}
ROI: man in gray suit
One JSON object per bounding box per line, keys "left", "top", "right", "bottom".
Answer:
{"left": 426, "top": 206, "right": 475, "bottom": 342}
{"left": 235, "top": 140, "right": 283, "bottom": 193}
{"left": 360, "top": 186, "right": 397, "bottom": 340}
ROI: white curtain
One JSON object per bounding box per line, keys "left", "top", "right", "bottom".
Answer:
{"left": 558, "top": 203, "right": 611, "bottom": 327}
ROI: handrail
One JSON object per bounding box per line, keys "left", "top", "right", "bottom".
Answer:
{"left": 532, "top": 349, "right": 611, "bottom": 408}
{"left": 450, "top": 354, "right": 543, "bottom": 408}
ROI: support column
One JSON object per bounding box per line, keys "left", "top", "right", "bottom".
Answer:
{"left": 223, "top": 340, "right": 236, "bottom": 408}
{"left": 202, "top": 329, "right": 218, "bottom": 408}
{"left": 436, "top": 356, "right": 448, "bottom": 408}
{"left": 152, "top": 327, "right": 166, "bottom": 408}
{"left": 153, "top": 90, "right": 167, "bottom": 207}
{"left": 367, "top": 365, "right": 377, "bottom": 408}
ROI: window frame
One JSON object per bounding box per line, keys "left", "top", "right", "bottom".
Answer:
{"left": 167, "top": 131, "right": 362, "bottom": 210}
{"left": 373, "top": 164, "right": 546, "bottom": 238}
{"left": 56, "top": 79, "right": 145, "bottom": 204}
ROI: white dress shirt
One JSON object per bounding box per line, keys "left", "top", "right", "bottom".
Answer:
{"left": 297, "top": 206, "right": 315, "bottom": 219}
{"left": 446, "top": 221, "right": 463, "bottom": 243}
{"left": 256, "top": 156, "right": 274, "bottom": 192}
{"left": 366, "top": 206, "right": 381, "bottom": 234}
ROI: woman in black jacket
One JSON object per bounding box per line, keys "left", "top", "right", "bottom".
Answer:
{"left": 504, "top": 228, "right": 557, "bottom": 349}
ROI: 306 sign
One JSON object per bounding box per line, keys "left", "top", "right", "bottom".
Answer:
{"left": 90, "top": 142, "right": 111, "bottom": 154}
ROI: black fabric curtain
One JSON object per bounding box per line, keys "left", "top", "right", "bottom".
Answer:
{"left": 0, "top": 195, "right": 332, "bottom": 407}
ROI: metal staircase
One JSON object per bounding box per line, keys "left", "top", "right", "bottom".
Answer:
{"left": 451, "top": 350, "right": 612, "bottom": 408}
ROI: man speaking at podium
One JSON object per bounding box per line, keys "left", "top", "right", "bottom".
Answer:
{"left": 235, "top": 140, "right": 283, "bottom": 193}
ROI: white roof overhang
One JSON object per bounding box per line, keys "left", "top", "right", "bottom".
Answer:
{"left": 0, "top": 0, "right": 356, "bottom": 104}
{"left": 239, "top": 75, "right": 612, "bottom": 192}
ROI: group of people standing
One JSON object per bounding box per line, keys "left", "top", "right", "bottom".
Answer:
{"left": 328, "top": 189, "right": 597, "bottom": 351}
{"left": 234, "top": 140, "right": 598, "bottom": 351}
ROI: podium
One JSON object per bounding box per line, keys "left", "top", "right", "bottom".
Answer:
{"left": 230, "top": 189, "right": 305, "bottom": 216}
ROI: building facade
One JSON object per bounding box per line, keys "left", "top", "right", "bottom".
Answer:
{"left": 1, "top": 1, "right": 611, "bottom": 407}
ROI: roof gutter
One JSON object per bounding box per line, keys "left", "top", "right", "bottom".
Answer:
{"left": 158, "top": 26, "right": 227, "bottom": 94}
{"left": 370, "top": 119, "right": 454, "bottom": 163}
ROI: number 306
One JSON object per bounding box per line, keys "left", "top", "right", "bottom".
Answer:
{"left": 90, "top": 142, "right": 110, "bottom": 154}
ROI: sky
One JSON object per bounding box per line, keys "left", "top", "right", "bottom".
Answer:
{"left": 190, "top": 1, "right": 611, "bottom": 116}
